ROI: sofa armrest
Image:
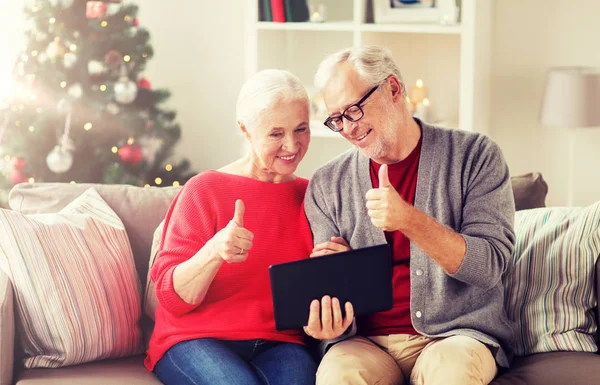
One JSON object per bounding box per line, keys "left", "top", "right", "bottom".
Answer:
{"left": 0, "top": 269, "right": 14, "bottom": 385}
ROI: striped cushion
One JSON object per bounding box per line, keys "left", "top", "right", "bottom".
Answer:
{"left": 504, "top": 202, "right": 600, "bottom": 356}
{"left": 0, "top": 188, "right": 142, "bottom": 368}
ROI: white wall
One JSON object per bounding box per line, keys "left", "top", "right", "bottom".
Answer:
{"left": 491, "top": 0, "right": 600, "bottom": 206}
{"left": 140, "top": 1, "right": 246, "bottom": 172}
{"left": 0, "top": 2, "right": 26, "bottom": 101}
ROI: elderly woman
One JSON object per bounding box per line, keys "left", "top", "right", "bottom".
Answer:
{"left": 144, "top": 69, "right": 316, "bottom": 385}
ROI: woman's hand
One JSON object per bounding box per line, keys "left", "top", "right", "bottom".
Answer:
{"left": 310, "top": 236, "right": 350, "bottom": 257}
{"left": 210, "top": 199, "right": 254, "bottom": 263}
{"left": 172, "top": 200, "right": 253, "bottom": 305}
{"left": 303, "top": 296, "right": 354, "bottom": 340}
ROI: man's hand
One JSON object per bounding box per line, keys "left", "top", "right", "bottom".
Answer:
{"left": 310, "top": 236, "right": 350, "bottom": 257}
{"left": 366, "top": 164, "right": 408, "bottom": 231}
{"left": 210, "top": 199, "right": 254, "bottom": 263}
{"left": 303, "top": 295, "right": 354, "bottom": 340}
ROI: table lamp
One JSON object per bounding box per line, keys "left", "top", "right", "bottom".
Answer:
{"left": 539, "top": 66, "right": 600, "bottom": 206}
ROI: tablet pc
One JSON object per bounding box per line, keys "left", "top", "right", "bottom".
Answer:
{"left": 269, "top": 244, "right": 393, "bottom": 331}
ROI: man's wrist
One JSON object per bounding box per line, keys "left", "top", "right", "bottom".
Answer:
{"left": 397, "top": 203, "right": 419, "bottom": 233}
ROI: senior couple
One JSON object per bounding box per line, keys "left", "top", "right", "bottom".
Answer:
{"left": 144, "top": 45, "right": 516, "bottom": 385}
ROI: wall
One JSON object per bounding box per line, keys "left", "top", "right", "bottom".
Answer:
{"left": 139, "top": 0, "right": 246, "bottom": 172}
{"left": 491, "top": 0, "right": 600, "bottom": 206}
{"left": 0, "top": 2, "right": 26, "bottom": 101}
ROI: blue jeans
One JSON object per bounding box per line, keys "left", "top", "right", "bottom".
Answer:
{"left": 154, "top": 338, "right": 316, "bottom": 385}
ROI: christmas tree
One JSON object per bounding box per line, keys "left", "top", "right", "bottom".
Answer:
{"left": 0, "top": 0, "right": 195, "bottom": 206}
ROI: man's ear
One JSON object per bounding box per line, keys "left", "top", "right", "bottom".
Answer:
{"left": 387, "top": 75, "right": 404, "bottom": 102}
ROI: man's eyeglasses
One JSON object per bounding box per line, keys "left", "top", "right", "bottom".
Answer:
{"left": 323, "top": 85, "right": 379, "bottom": 132}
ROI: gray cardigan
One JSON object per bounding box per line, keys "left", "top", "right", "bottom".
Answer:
{"left": 304, "top": 121, "right": 516, "bottom": 368}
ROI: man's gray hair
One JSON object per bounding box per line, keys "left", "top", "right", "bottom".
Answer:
{"left": 314, "top": 45, "right": 407, "bottom": 97}
{"left": 236, "top": 69, "right": 308, "bottom": 132}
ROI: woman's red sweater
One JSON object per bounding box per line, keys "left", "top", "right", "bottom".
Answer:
{"left": 145, "top": 171, "right": 313, "bottom": 370}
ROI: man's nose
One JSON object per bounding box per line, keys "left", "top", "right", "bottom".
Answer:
{"left": 342, "top": 117, "right": 359, "bottom": 135}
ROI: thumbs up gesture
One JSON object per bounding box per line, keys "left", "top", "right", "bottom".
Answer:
{"left": 232, "top": 199, "right": 245, "bottom": 227}
{"left": 212, "top": 199, "right": 254, "bottom": 263}
{"left": 365, "top": 164, "right": 407, "bottom": 231}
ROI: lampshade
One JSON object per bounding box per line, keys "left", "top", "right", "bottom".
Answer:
{"left": 540, "top": 67, "right": 600, "bottom": 128}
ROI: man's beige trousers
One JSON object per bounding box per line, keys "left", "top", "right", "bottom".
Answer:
{"left": 316, "top": 334, "right": 498, "bottom": 385}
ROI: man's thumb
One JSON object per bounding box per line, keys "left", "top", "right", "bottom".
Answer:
{"left": 379, "top": 164, "right": 391, "bottom": 188}
{"left": 233, "top": 199, "right": 245, "bottom": 227}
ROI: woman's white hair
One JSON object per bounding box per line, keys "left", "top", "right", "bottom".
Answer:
{"left": 236, "top": 69, "right": 308, "bottom": 133}
{"left": 314, "top": 45, "right": 407, "bottom": 97}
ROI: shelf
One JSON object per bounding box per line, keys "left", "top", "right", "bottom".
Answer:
{"left": 255, "top": 21, "right": 355, "bottom": 32}
{"left": 360, "top": 23, "right": 462, "bottom": 35}
{"left": 254, "top": 22, "right": 461, "bottom": 35}
{"left": 247, "top": 0, "right": 493, "bottom": 135}
{"left": 310, "top": 120, "right": 342, "bottom": 138}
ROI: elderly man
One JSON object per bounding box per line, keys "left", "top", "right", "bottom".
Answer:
{"left": 302, "top": 45, "right": 515, "bottom": 385}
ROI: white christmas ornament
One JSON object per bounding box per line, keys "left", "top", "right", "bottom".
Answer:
{"left": 88, "top": 60, "right": 105, "bottom": 75}
{"left": 63, "top": 52, "right": 77, "bottom": 68}
{"left": 106, "top": 103, "right": 120, "bottom": 115}
{"left": 47, "top": 112, "right": 75, "bottom": 174}
{"left": 37, "top": 52, "right": 48, "bottom": 64}
{"left": 35, "top": 31, "right": 48, "bottom": 42}
{"left": 46, "top": 40, "right": 64, "bottom": 60}
{"left": 46, "top": 145, "right": 73, "bottom": 173}
{"left": 67, "top": 83, "right": 83, "bottom": 99}
{"left": 57, "top": 98, "right": 72, "bottom": 114}
{"left": 139, "top": 136, "right": 163, "bottom": 164}
{"left": 107, "top": 4, "right": 121, "bottom": 16}
{"left": 114, "top": 76, "right": 138, "bottom": 104}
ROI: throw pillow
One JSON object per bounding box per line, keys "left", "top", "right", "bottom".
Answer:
{"left": 0, "top": 188, "right": 143, "bottom": 368}
{"left": 511, "top": 172, "right": 548, "bottom": 211}
{"left": 504, "top": 202, "right": 600, "bottom": 356}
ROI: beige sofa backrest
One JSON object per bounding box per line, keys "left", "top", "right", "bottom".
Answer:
{"left": 8, "top": 182, "right": 181, "bottom": 288}
{"left": 7, "top": 178, "right": 600, "bottom": 348}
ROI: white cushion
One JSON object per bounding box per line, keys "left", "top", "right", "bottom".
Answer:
{"left": 0, "top": 188, "right": 143, "bottom": 368}
{"left": 504, "top": 202, "right": 600, "bottom": 356}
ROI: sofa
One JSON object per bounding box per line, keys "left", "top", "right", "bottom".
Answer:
{"left": 1, "top": 173, "right": 599, "bottom": 385}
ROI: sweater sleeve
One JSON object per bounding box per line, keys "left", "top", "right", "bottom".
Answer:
{"left": 304, "top": 174, "right": 340, "bottom": 245}
{"left": 450, "top": 137, "right": 516, "bottom": 289}
{"left": 150, "top": 177, "right": 216, "bottom": 316}
{"left": 304, "top": 170, "right": 357, "bottom": 356}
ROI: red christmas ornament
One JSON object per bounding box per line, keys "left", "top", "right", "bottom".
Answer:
{"left": 9, "top": 170, "right": 29, "bottom": 185}
{"left": 104, "top": 50, "right": 123, "bottom": 69}
{"left": 118, "top": 143, "right": 143, "bottom": 165}
{"left": 133, "top": 18, "right": 139, "bottom": 26}
{"left": 137, "top": 78, "right": 152, "bottom": 89}
{"left": 86, "top": 1, "right": 108, "bottom": 18}
{"left": 10, "top": 157, "right": 26, "bottom": 170}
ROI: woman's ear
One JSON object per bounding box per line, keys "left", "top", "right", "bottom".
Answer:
{"left": 238, "top": 121, "right": 251, "bottom": 140}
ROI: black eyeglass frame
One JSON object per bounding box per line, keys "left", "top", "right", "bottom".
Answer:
{"left": 323, "top": 85, "right": 380, "bottom": 132}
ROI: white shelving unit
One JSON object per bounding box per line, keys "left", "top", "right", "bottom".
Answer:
{"left": 244, "top": 0, "right": 493, "bottom": 138}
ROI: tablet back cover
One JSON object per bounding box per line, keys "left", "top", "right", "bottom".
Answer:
{"left": 269, "top": 244, "right": 393, "bottom": 331}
